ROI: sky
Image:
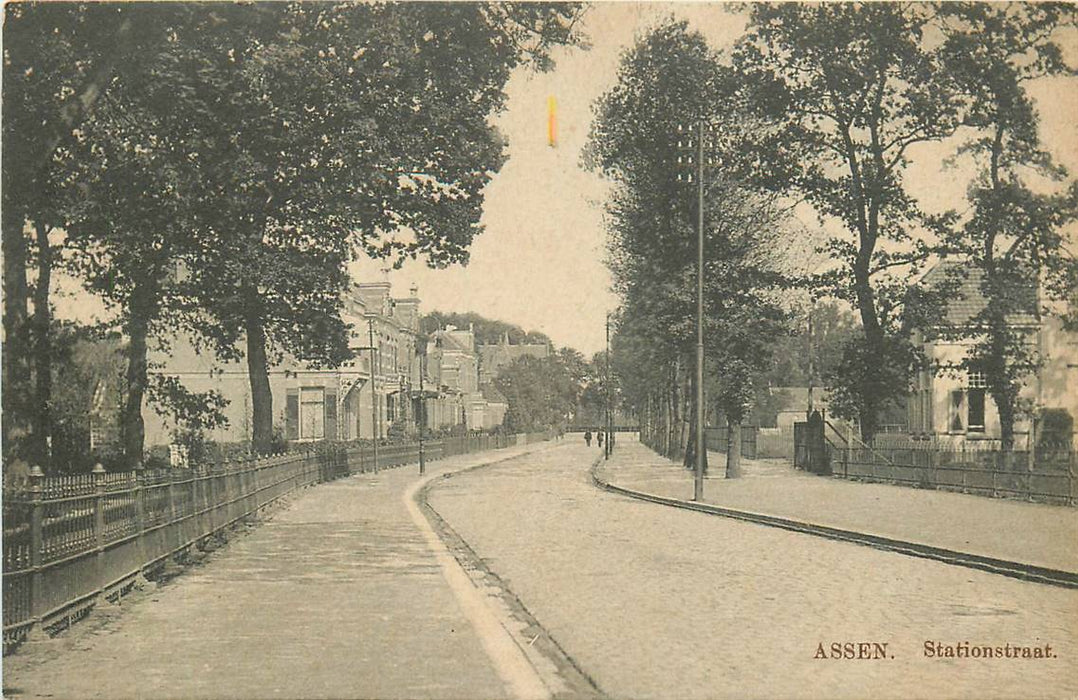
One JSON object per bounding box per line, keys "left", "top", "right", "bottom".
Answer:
{"left": 352, "top": 3, "right": 754, "bottom": 357}
{"left": 354, "top": 3, "right": 1078, "bottom": 357}
{"left": 54, "top": 3, "right": 1078, "bottom": 359}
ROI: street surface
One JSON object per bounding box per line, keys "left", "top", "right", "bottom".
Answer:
{"left": 428, "top": 439, "right": 1078, "bottom": 699}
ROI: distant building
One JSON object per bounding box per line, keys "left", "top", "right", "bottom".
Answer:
{"left": 768, "top": 386, "right": 830, "bottom": 431}
{"left": 907, "top": 261, "right": 1078, "bottom": 448}
{"left": 478, "top": 333, "right": 550, "bottom": 384}
{"left": 425, "top": 325, "right": 507, "bottom": 431}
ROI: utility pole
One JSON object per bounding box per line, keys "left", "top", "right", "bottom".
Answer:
{"left": 367, "top": 317, "right": 379, "bottom": 474}
{"left": 677, "top": 120, "right": 708, "bottom": 501}
{"left": 605, "top": 312, "right": 612, "bottom": 460}
{"left": 694, "top": 120, "right": 705, "bottom": 501}
{"left": 418, "top": 347, "right": 426, "bottom": 475}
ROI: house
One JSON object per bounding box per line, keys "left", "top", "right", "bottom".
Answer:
{"left": 478, "top": 333, "right": 550, "bottom": 384}
{"left": 144, "top": 278, "right": 423, "bottom": 446}
{"left": 425, "top": 325, "right": 507, "bottom": 431}
{"left": 768, "top": 386, "right": 829, "bottom": 431}
{"left": 907, "top": 261, "right": 1078, "bottom": 449}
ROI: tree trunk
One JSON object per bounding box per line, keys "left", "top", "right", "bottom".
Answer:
{"left": 3, "top": 206, "right": 31, "bottom": 468}
{"left": 683, "top": 366, "right": 708, "bottom": 474}
{"left": 855, "top": 290, "right": 885, "bottom": 446}
{"left": 31, "top": 222, "right": 54, "bottom": 468}
{"left": 726, "top": 417, "right": 742, "bottom": 479}
{"left": 678, "top": 361, "right": 691, "bottom": 461}
{"left": 122, "top": 287, "right": 155, "bottom": 469}
{"left": 246, "top": 313, "right": 274, "bottom": 455}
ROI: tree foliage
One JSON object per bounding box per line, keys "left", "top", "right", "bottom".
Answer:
{"left": 586, "top": 21, "right": 793, "bottom": 472}
{"left": 933, "top": 3, "right": 1078, "bottom": 451}
{"left": 734, "top": 4, "right": 964, "bottom": 440}
{"left": 4, "top": 3, "right": 585, "bottom": 467}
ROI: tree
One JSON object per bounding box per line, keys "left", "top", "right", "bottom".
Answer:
{"left": 179, "top": 3, "right": 584, "bottom": 454}
{"left": 494, "top": 355, "right": 576, "bottom": 432}
{"left": 586, "top": 21, "right": 793, "bottom": 475}
{"left": 62, "top": 7, "right": 213, "bottom": 467}
{"left": 421, "top": 311, "right": 551, "bottom": 346}
{"left": 935, "top": 3, "right": 1078, "bottom": 453}
{"left": 44, "top": 3, "right": 585, "bottom": 463}
{"left": 2, "top": 3, "right": 159, "bottom": 469}
{"left": 734, "top": 4, "right": 963, "bottom": 441}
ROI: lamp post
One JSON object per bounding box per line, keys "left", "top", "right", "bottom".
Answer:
{"left": 367, "top": 317, "right": 380, "bottom": 474}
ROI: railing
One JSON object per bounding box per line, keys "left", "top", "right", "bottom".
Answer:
{"left": 2, "top": 430, "right": 551, "bottom": 654}
{"left": 832, "top": 447, "right": 1077, "bottom": 506}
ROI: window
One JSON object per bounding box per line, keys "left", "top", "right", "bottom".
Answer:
{"left": 966, "top": 369, "right": 986, "bottom": 433}
{"left": 300, "top": 387, "right": 325, "bottom": 439}
{"left": 967, "top": 389, "right": 986, "bottom": 432}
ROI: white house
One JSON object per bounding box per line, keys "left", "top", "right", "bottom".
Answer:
{"left": 907, "top": 261, "right": 1078, "bottom": 449}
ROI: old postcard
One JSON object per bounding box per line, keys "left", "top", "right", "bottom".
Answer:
{"left": 3, "top": 3, "right": 1076, "bottom": 699}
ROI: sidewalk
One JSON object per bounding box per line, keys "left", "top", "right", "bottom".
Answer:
{"left": 596, "top": 437, "right": 1078, "bottom": 574}
{"left": 3, "top": 443, "right": 550, "bottom": 700}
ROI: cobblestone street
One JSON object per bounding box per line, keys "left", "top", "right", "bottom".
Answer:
{"left": 428, "top": 439, "right": 1078, "bottom": 699}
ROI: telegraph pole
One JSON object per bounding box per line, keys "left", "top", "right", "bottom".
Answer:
{"left": 678, "top": 120, "right": 707, "bottom": 501}
{"left": 418, "top": 348, "right": 426, "bottom": 475}
{"left": 605, "top": 312, "right": 612, "bottom": 460}
{"left": 367, "top": 317, "right": 380, "bottom": 474}
{"left": 694, "top": 120, "right": 705, "bottom": 501}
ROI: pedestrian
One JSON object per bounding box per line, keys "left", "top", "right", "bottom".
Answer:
{"left": 584, "top": 430, "right": 592, "bottom": 447}
{"left": 598, "top": 431, "right": 604, "bottom": 448}
{"left": 610, "top": 431, "right": 616, "bottom": 451}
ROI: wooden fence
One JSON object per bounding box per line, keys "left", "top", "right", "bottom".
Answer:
{"left": 705, "top": 426, "right": 758, "bottom": 460}
{"left": 2, "top": 430, "right": 550, "bottom": 653}
{"left": 832, "top": 447, "right": 1077, "bottom": 506}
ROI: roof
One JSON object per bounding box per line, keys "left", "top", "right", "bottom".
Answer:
{"left": 919, "top": 260, "right": 1038, "bottom": 327}
{"left": 431, "top": 329, "right": 474, "bottom": 354}
{"left": 479, "top": 343, "right": 549, "bottom": 367}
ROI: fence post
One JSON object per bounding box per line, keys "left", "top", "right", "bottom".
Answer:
{"left": 1070, "top": 450, "right": 1077, "bottom": 506}
{"left": 92, "top": 463, "right": 107, "bottom": 601}
{"left": 28, "top": 466, "right": 45, "bottom": 635}
{"left": 134, "top": 464, "right": 147, "bottom": 578}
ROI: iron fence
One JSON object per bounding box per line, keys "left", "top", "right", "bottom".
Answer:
{"left": 832, "top": 446, "right": 1077, "bottom": 506}
{"left": 2, "top": 430, "right": 550, "bottom": 653}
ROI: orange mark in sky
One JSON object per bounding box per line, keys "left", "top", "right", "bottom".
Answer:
{"left": 547, "top": 95, "right": 557, "bottom": 148}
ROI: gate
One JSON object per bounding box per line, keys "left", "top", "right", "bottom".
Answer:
{"left": 794, "top": 410, "right": 829, "bottom": 475}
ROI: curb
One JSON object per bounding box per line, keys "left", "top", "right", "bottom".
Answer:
{"left": 590, "top": 458, "right": 1078, "bottom": 590}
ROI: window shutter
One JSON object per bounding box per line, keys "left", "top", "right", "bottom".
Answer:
{"left": 949, "top": 390, "right": 965, "bottom": 433}
{"left": 286, "top": 388, "right": 299, "bottom": 440}
{"left": 325, "top": 388, "right": 338, "bottom": 441}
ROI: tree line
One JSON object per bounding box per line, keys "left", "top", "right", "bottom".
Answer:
{"left": 3, "top": 3, "right": 585, "bottom": 474}
{"left": 586, "top": 4, "right": 1077, "bottom": 468}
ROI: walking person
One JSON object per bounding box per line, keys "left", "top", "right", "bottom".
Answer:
{"left": 597, "top": 431, "right": 604, "bottom": 449}
{"left": 584, "top": 429, "right": 592, "bottom": 447}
